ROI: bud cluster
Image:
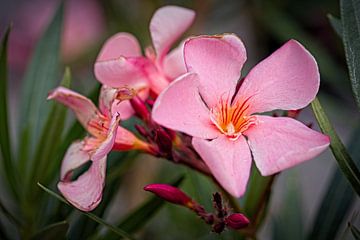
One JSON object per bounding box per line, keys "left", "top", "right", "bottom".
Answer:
{"left": 144, "top": 184, "right": 250, "bottom": 234}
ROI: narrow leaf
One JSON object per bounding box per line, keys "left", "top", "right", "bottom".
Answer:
{"left": 273, "top": 173, "right": 304, "bottom": 240}
{"left": 307, "top": 126, "right": 360, "bottom": 240}
{"left": 327, "top": 14, "right": 342, "bottom": 38}
{"left": 30, "top": 221, "right": 69, "bottom": 240}
{"left": 243, "top": 166, "right": 275, "bottom": 227}
{"left": 350, "top": 223, "right": 360, "bottom": 240}
{"left": 27, "top": 68, "right": 71, "bottom": 189}
{"left": 37, "top": 183, "right": 135, "bottom": 240}
{"left": 18, "top": 1, "right": 64, "bottom": 169}
{"left": 311, "top": 97, "right": 360, "bottom": 195}
{"left": 0, "top": 25, "right": 18, "bottom": 197}
{"left": 341, "top": 0, "right": 360, "bottom": 109}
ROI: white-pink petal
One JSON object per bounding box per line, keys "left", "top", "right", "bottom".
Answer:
{"left": 91, "top": 112, "right": 121, "bottom": 161}
{"left": 150, "top": 5, "right": 195, "bottom": 60}
{"left": 58, "top": 156, "right": 107, "bottom": 212}
{"left": 235, "top": 40, "right": 320, "bottom": 114}
{"left": 47, "top": 87, "right": 99, "bottom": 130}
{"left": 98, "top": 85, "right": 118, "bottom": 117}
{"left": 192, "top": 135, "right": 252, "bottom": 197}
{"left": 184, "top": 34, "right": 247, "bottom": 108}
{"left": 94, "top": 57, "right": 149, "bottom": 89}
{"left": 96, "top": 32, "right": 141, "bottom": 61}
{"left": 244, "top": 115, "right": 330, "bottom": 176}
{"left": 152, "top": 73, "right": 220, "bottom": 139}
{"left": 60, "top": 141, "right": 90, "bottom": 181}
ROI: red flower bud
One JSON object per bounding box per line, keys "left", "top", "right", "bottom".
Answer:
{"left": 224, "top": 213, "right": 250, "bottom": 230}
{"left": 144, "top": 184, "right": 192, "bottom": 206}
{"left": 154, "top": 127, "right": 173, "bottom": 155}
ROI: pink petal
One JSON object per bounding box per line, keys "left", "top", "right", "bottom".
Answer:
{"left": 152, "top": 73, "right": 220, "bottom": 139}
{"left": 91, "top": 112, "right": 121, "bottom": 161}
{"left": 235, "top": 40, "right": 320, "bottom": 114}
{"left": 113, "top": 126, "right": 139, "bottom": 150}
{"left": 96, "top": 32, "right": 141, "bottom": 61}
{"left": 58, "top": 156, "right": 106, "bottom": 212}
{"left": 162, "top": 42, "right": 187, "bottom": 80}
{"left": 94, "top": 56, "right": 149, "bottom": 89}
{"left": 150, "top": 6, "right": 195, "bottom": 60}
{"left": 99, "top": 85, "right": 118, "bottom": 117}
{"left": 60, "top": 141, "right": 90, "bottom": 181}
{"left": 48, "top": 87, "right": 100, "bottom": 130}
{"left": 184, "top": 34, "right": 247, "bottom": 107}
{"left": 244, "top": 115, "right": 330, "bottom": 176}
{"left": 192, "top": 135, "right": 252, "bottom": 197}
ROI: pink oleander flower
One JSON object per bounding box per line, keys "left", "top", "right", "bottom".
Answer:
{"left": 48, "top": 85, "right": 151, "bottom": 211}
{"left": 152, "top": 34, "right": 330, "bottom": 197}
{"left": 94, "top": 5, "right": 195, "bottom": 120}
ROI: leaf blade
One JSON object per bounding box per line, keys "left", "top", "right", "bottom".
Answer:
{"left": 307, "top": 126, "right": 360, "bottom": 240}
{"left": 18, "top": 1, "right": 64, "bottom": 172}
{"left": 30, "top": 221, "right": 69, "bottom": 240}
{"left": 37, "top": 183, "right": 136, "bottom": 240}
{"left": 341, "top": 0, "right": 360, "bottom": 109}
{"left": 311, "top": 97, "right": 360, "bottom": 195}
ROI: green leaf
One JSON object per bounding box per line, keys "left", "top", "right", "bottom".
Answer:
{"left": 27, "top": 68, "right": 71, "bottom": 188}
{"left": 18, "top": 1, "right": 64, "bottom": 171}
{"left": 30, "top": 221, "right": 69, "bottom": 240}
{"left": 273, "top": 173, "right": 303, "bottom": 240}
{"left": 307, "top": 126, "right": 360, "bottom": 240}
{"left": 243, "top": 166, "right": 275, "bottom": 227}
{"left": 37, "top": 183, "right": 136, "bottom": 240}
{"left": 327, "top": 14, "right": 343, "bottom": 38}
{"left": 350, "top": 223, "right": 360, "bottom": 240}
{"left": 341, "top": 0, "right": 360, "bottom": 109}
{"left": 0, "top": 25, "right": 19, "bottom": 198}
{"left": 103, "top": 175, "right": 185, "bottom": 240}
{"left": 311, "top": 97, "right": 360, "bottom": 195}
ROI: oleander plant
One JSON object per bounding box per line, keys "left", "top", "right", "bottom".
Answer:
{"left": 0, "top": 0, "right": 360, "bottom": 239}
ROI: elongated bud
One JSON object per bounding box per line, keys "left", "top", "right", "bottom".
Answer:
{"left": 144, "top": 184, "right": 192, "bottom": 206}
{"left": 130, "top": 96, "right": 150, "bottom": 120}
{"left": 224, "top": 213, "right": 250, "bottom": 230}
{"left": 135, "top": 124, "right": 148, "bottom": 138}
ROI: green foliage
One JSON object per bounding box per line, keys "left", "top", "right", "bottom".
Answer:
{"left": 311, "top": 98, "right": 360, "bottom": 195}
{"left": 0, "top": 25, "right": 18, "bottom": 198}
{"left": 18, "top": 1, "right": 64, "bottom": 175}
{"left": 350, "top": 223, "right": 360, "bottom": 240}
{"left": 38, "top": 183, "right": 136, "bottom": 240}
{"left": 341, "top": 0, "right": 360, "bottom": 110}
{"left": 30, "top": 221, "right": 69, "bottom": 240}
{"left": 272, "top": 173, "right": 304, "bottom": 240}
{"left": 307, "top": 126, "right": 360, "bottom": 240}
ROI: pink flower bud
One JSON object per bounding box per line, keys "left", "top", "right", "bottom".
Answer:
{"left": 224, "top": 213, "right": 250, "bottom": 230}
{"left": 144, "top": 184, "right": 192, "bottom": 206}
{"left": 130, "top": 96, "right": 150, "bottom": 120}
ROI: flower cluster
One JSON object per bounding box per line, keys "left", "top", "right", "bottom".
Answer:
{"left": 48, "top": 4, "right": 330, "bottom": 222}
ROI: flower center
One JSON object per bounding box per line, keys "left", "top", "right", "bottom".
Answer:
{"left": 84, "top": 114, "right": 110, "bottom": 153}
{"left": 210, "top": 96, "right": 257, "bottom": 140}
